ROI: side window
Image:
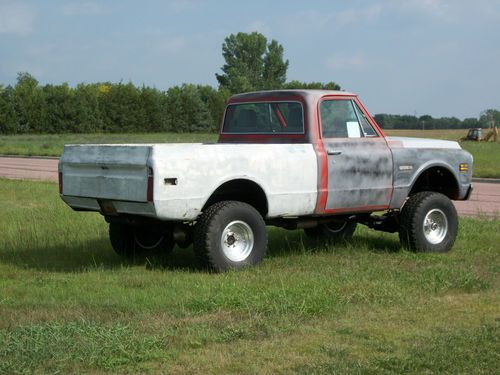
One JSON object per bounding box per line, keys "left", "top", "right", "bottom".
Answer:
{"left": 320, "top": 100, "right": 362, "bottom": 138}
{"left": 223, "top": 102, "right": 304, "bottom": 134}
{"left": 354, "top": 102, "right": 378, "bottom": 137}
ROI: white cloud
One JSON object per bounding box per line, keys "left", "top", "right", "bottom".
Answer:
{"left": 0, "top": 2, "right": 35, "bottom": 35}
{"left": 334, "top": 4, "right": 382, "bottom": 26}
{"left": 397, "top": 0, "right": 451, "bottom": 19}
{"left": 325, "top": 54, "right": 365, "bottom": 71}
{"left": 158, "top": 36, "right": 186, "bottom": 52}
{"left": 62, "top": 2, "right": 105, "bottom": 16}
{"left": 283, "top": 10, "right": 331, "bottom": 33}
{"left": 169, "top": 0, "right": 198, "bottom": 12}
{"left": 246, "top": 20, "right": 271, "bottom": 35}
{"left": 278, "top": 4, "right": 382, "bottom": 36}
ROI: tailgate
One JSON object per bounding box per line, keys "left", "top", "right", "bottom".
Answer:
{"left": 59, "top": 144, "right": 152, "bottom": 202}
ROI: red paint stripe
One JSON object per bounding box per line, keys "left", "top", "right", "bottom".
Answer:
{"left": 321, "top": 205, "right": 389, "bottom": 214}
{"left": 353, "top": 97, "right": 385, "bottom": 137}
{"left": 58, "top": 172, "right": 63, "bottom": 194}
{"left": 218, "top": 133, "right": 305, "bottom": 142}
{"left": 147, "top": 168, "right": 154, "bottom": 202}
{"left": 314, "top": 140, "right": 329, "bottom": 213}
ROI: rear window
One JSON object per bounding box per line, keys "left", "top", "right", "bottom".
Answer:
{"left": 222, "top": 102, "right": 304, "bottom": 134}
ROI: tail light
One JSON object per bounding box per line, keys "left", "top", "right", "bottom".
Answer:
{"left": 58, "top": 172, "right": 63, "bottom": 194}
{"left": 147, "top": 167, "right": 154, "bottom": 202}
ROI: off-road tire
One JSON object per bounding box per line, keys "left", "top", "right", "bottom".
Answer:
{"left": 193, "top": 201, "right": 267, "bottom": 272}
{"left": 109, "top": 223, "right": 174, "bottom": 259}
{"left": 399, "top": 191, "right": 458, "bottom": 252}
{"left": 304, "top": 221, "right": 357, "bottom": 242}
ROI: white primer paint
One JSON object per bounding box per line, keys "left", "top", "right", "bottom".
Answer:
{"left": 58, "top": 143, "right": 319, "bottom": 220}
{"left": 387, "top": 136, "right": 461, "bottom": 149}
{"left": 149, "top": 143, "right": 318, "bottom": 220}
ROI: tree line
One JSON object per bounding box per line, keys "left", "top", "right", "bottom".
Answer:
{"left": 0, "top": 32, "right": 496, "bottom": 134}
{"left": 374, "top": 111, "right": 500, "bottom": 130}
{"left": 0, "top": 73, "right": 228, "bottom": 134}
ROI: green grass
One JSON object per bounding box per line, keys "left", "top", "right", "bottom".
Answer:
{"left": 385, "top": 129, "right": 466, "bottom": 140}
{"left": 458, "top": 141, "right": 500, "bottom": 178}
{"left": 1, "top": 130, "right": 499, "bottom": 178}
{"left": 1, "top": 179, "right": 499, "bottom": 374}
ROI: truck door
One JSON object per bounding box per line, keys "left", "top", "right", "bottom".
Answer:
{"left": 320, "top": 97, "right": 393, "bottom": 212}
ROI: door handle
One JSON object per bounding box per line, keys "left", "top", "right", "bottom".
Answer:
{"left": 327, "top": 150, "right": 342, "bottom": 155}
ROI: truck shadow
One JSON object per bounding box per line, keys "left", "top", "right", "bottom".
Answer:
{"left": 0, "top": 238, "right": 125, "bottom": 273}
{"left": 0, "top": 238, "right": 206, "bottom": 273}
{"left": 0, "top": 232, "right": 401, "bottom": 273}
{"left": 266, "top": 230, "right": 402, "bottom": 258}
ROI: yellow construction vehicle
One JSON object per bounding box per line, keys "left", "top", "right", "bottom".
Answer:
{"left": 459, "top": 126, "right": 498, "bottom": 142}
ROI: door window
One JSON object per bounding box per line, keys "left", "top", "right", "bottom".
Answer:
{"left": 320, "top": 100, "right": 363, "bottom": 138}
{"left": 353, "top": 102, "right": 378, "bottom": 137}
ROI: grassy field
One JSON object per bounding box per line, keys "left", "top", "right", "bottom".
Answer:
{"left": 384, "top": 129, "right": 466, "bottom": 140}
{"left": 0, "top": 133, "right": 218, "bottom": 157}
{"left": 1, "top": 130, "right": 499, "bottom": 178}
{"left": 0, "top": 178, "right": 499, "bottom": 374}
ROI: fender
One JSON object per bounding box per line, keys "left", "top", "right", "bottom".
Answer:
{"left": 409, "top": 161, "right": 460, "bottom": 190}
{"left": 200, "top": 176, "right": 270, "bottom": 215}
{"left": 390, "top": 161, "right": 460, "bottom": 209}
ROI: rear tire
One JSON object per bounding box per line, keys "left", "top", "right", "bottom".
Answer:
{"left": 193, "top": 201, "right": 267, "bottom": 272}
{"left": 399, "top": 191, "right": 458, "bottom": 252}
{"left": 304, "top": 221, "right": 357, "bottom": 242}
{"left": 109, "top": 223, "right": 174, "bottom": 259}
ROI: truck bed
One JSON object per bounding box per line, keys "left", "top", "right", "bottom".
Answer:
{"left": 59, "top": 143, "right": 319, "bottom": 220}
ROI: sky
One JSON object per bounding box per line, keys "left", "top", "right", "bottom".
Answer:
{"left": 0, "top": 0, "right": 499, "bottom": 119}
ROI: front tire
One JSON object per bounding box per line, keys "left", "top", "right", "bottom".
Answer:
{"left": 193, "top": 201, "right": 267, "bottom": 272}
{"left": 109, "top": 223, "right": 174, "bottom": 259}
{"left": 399, "top": 192, "right": 458, "bottom": 252}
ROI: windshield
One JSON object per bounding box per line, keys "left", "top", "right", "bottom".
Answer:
{"left": 222, "top": 102, "right": 304, "bottom": 134}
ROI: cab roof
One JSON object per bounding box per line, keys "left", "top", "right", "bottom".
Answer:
{"left": 229, "top": 89, "right": 357, "bottom": 103}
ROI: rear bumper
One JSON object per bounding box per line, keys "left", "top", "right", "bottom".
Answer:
{"left": 61, "top": 195, "right": 156, "bottom": 217}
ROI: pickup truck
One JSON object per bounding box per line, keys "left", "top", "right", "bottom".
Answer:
{"left": 59, "top": 90, "right": 473, "bottom": 271}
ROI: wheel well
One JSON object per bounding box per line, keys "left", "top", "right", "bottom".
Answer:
{"left": 409, "top": 166, "right": 459, "bottom": 200}
{"left": 203, "top": 179, "right": 268, "bottom": 216}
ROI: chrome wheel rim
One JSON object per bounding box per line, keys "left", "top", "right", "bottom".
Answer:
{"left": 221, "top": 220, "right": 254, "bottom": 262}
{"left": 423, "top": 209, "right": 448, "bottom": 244}
{"left": 325, "top": 221, "right": 347, "bottom": 233}
{"left": 134, "top": 230, "right": 164, "bottom": 249}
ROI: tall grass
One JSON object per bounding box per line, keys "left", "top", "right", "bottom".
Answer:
{"left": 0, "top": 179, "right": 499, "bottom": 373}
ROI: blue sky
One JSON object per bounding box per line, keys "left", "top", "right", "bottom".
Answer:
{"left": 0, "top": 0, "right": 499, "bottom": 119}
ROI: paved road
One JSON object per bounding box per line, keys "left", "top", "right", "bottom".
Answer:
{"left": 0, "top": 156, "right": 59, "bottom": 182}
{"left": 0, "top": 156, "right": 498, "bottom": 218}
{"left": 453, "top": 183, "right": 500, "bottom": 218}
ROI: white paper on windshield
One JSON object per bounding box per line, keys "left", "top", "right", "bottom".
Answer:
{"left": 346, "top": 122, "right": 361, "bottom": 138}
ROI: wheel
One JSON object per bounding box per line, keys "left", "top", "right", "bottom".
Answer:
{"left": 193, "top": 201, "right": 267, "bottom": 272}
{"left": 304, "top": 221, "right": 357, "bottom": 242}
{"left": 109, "top": 223, "right": 174, "bottom": 259}
{"left": 399, "top": 191, "right": 458, "bottom": 252}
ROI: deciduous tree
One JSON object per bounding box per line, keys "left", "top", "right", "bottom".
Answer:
{"left": 216, "top": 32, "right": 289, "bottom": 94}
